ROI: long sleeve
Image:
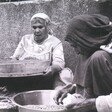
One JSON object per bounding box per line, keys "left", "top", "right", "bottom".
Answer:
{"left": 96, "top": 93, "right": 112, "bottom": 112}
{"left": 52, "top": 42, "right": 65, "bottom": 69}
{"left": 11, "top": 37, "right": 25, "bottom": 60}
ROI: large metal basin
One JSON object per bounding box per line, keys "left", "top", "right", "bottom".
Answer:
{"left": 12, "top": 90, "right": 67, "bottom": 112}
{"left": 0, "top": 60, "right": 51, "bottom": 92}
{"left": 0, "top": 60, "right": 50, "bottom": 77}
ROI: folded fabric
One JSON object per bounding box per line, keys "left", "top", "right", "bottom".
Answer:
{"left": 59, "top": 68, "right": 74, "bottom": 85}
{"left": 96, "top": 93, "right": 112, "bottom": 112}
{"left": 62, "top": 93, "right": 85, "bottom": 107}
{"left": 100, "top": 42, "right": 112, "bottom": 53}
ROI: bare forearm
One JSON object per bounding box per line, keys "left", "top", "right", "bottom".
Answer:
{"left": 71, "top": 98, "right": 97, "bottom": 112}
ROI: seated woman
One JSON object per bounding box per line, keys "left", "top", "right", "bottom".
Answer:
{"left": 53, "top": 14, "right": 112, "bottom": 112}
{"left": 10, "top": 13, "right": 73, "bottom": 91}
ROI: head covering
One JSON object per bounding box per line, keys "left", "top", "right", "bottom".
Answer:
{"left": 31, "top": 13, "right": 51, "bottom": 24}
{"left": 31, "top": 13, "right": 53, "bottom": 35}
{"left": 65, "top": 14, "right": 112, "bottom": 53}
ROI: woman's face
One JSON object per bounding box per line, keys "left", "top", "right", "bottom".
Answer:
{"left": 31, "top": 18, "right": 49, "bottom": 44}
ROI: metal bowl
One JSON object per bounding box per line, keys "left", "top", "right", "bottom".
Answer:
{"left": 12, "top": 90, "right": 67, "bottom": 112}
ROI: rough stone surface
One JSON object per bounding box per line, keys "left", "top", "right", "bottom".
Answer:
{"left": 0, "top": 0, "right": 111, "bottom": 72}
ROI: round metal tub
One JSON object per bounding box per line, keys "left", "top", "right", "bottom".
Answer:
{"left": 0, "top": 60, "right": 51, "bottom": 92}
{"left": 0, "top": 60, "right": 50, "bottom": 77}
{"left": 12, "top": 90, "right": 67, "bottom": 112}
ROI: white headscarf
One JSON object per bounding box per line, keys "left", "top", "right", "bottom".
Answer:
{"left": 30, "top": 13, "right": 51, "bottom": 24}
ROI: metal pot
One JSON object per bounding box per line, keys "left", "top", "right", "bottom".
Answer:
{"left": 12, "top": 90, "right": 67, "bottom": 112}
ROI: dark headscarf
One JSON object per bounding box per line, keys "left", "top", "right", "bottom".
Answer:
{"left": 65, "top": 14, "right": 112, "bottom": 53}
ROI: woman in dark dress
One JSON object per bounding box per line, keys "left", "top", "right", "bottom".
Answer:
{"left": 65, "top": 14, "right": 112, "bottom": 98}
{"left": 54, "top": 14, "right": 112, "bottom": 109}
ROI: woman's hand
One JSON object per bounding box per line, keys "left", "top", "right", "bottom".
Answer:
{"left": 53, "top": 84, "right": 76, "bottom": 105}
{"left": 62, "top": 93, "right": 86, "bottom": 109}
{"left": 43, "top": 66, "right": 53, "bottom": 77}
{"left": 63, "top": 95, "right": 96, "bottom": 111}
{"left": 9, "top": 56, "right": 19, "bottom": 60}
{"left": 43, "top": 65, "right": 62, "bottom": 77}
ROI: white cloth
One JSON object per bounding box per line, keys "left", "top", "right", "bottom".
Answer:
{"left": 62, "top": 93, "right": 85, "bottom": 107}
{"left": 11, "top": 34, "right": 65, "bottom": 69}
{"left": 30, "top": 13, "right": 51, "bottom": 24}
{"left": 96, "top": 93, "right": 112, "bottom": 112}
{"left": 100, "top": 42, "right": 112, "bottom": 53}
{"left": 59, "top": 67, "right": 74, "bottom": 84}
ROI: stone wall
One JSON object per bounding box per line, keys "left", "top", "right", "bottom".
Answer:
{"left": 0, "top": 0, "right": 111, "bottom": 72}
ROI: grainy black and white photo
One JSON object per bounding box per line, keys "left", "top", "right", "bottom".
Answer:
{"left": 0, "top": 0, "right": 112, "bottom": 112}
